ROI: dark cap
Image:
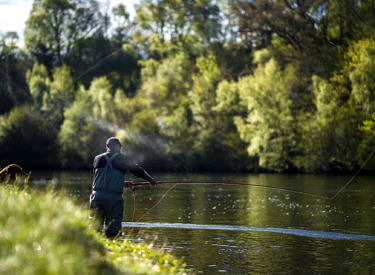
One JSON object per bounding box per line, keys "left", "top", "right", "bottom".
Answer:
{"left": 106, "top": 137, "right": 121, "bottom": 147}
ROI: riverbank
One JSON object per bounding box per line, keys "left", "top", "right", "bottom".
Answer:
{"left": 0, "top": 183, "right": 189, "bottom": 274}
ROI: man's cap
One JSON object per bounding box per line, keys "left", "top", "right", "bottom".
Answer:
{"left": 106, "top": 137, "right": 122, "bottom": 147}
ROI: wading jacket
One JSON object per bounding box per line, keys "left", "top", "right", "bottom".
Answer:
{"left": 92, "top": 150, "right": 145, "bottom": 195}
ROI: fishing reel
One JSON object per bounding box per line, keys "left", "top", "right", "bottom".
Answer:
{"left": 124, "top": 181, "right": 137, "bottom": 193}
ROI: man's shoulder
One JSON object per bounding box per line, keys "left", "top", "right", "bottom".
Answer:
{"left": 93, "top": 152, "right": 110, "bottom": 168}
{"left": 112, "top": 152, "right": 130, "bottom": 163}
{"left": 94, "top": 152, "right": 109, "bottom": 160}
{"left": 112, "top": 153, "right": 139, "bottom": 168}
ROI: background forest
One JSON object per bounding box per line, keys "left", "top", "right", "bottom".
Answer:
{"left": 1, "top": 0, "right": 375, "bottom": 173}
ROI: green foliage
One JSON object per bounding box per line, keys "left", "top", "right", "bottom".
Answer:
{"left": 0, "top": 186, "right": 112, "bottom": 274}
{"left": 213, "top": 80, "right": 252, "bottom": 170}
{"left": 105, "top": 238, "right": 190, "bottom": 274}
{"left": 58, "top": 77, "right": 114, "bottom": 167}
{"left": 26, "top": 63, "right": 50, "bottom": 109}
{"left": 2, "top": 0, "right": 375, "bottom": 172}
{"left": 0, "top": 105, "right": 57, "bottom": 169}
{"left": 25, "top": 0, "right": 106, "bottom": 67}
{"left": 140, "top": 52, "right": 192, "bottom": 108}
{"left": 235, "top": 59, "right": 296, "bottom": 171}
{"left": 214, "top": 79, "right": 241, "bottom": 114}
{"left": 44, "top": 65, "right": 75, "bottom": 124}
{"left": 159, "top": 97, "right": 192, "bottom": 140}
{"left": 349, "top": 39, "right": 375, "bottom": 114}
{"left": 123, "top": 53, "right": 194, "bottom": 169}
{"left": 114, "top": 89, "right": 146, "bottom": 126}
{"left": 0, "top": 185, "right": 189, "bottom": 274}
{"left": 346, "top": 39, "right": 375, "bottom": 170}
{"left": 188, "top": 53, "right": 222, "bottom": 167}
{"left": 26, "top": 63, "right": 74, "bottom": 124}
{"left": 303, "top": 76, "right": 361, "bottom": 171}
{"left": 229, "top": 0, "right": 375, "bottom": 75}
{"left": 186, "top": 53, "right": 250, "bottom": 171}
{"left": 189, "top": 53, "right": 221, "bottom": 130}
{"left": 0, "top": 32, "right": 30, "bottom": 114}
{"left": 358, "top": 116, "right": 375, "bottom": 170}
{"left": 111, "top": 4, "right": 134, "bottom": 45}
{"left": 303, "top": 38, "right": 375, "bottom": 172}
{"left": 136, "top": 0, "right": 221, "bottom": 45}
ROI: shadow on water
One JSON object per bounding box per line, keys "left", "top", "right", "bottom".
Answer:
{"left": 29, "top": 171, "right": 375, "bottom": 274}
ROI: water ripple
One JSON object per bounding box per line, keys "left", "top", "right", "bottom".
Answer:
{"left": 122, "top": 222, "right": 375, "bottom": 242}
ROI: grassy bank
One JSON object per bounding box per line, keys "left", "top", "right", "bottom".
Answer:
{"left": 0, "top": 184, "right": 189, "bottom": 274}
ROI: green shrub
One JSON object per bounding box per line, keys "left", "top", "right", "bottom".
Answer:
{"left": 0, "top": 184, "right": 189, "bottom": 274}
{"left": 0, "top": 186, "right": 113, "bottom": 274}
{"left": 0, "top": 105, "right": 58, "bottom": 169}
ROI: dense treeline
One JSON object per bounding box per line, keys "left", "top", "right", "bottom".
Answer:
{"left": 0, "top": 0, "right": 375, "bottom": 173}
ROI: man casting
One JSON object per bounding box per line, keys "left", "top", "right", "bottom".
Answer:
{"left": 90, "top": 137, "right": 157, "bottom": 237}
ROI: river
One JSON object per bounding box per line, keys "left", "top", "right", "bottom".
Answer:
{"left": 30, "top": 171, "right": 375, "bottom": 274}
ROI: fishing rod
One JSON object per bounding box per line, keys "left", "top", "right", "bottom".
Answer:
{"left": 123, "top": 148, "right": 375, "bottom": 225}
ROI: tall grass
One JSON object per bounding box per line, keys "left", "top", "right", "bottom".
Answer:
{"left": 0, "top": 184, "right": 190, "bottom": 274}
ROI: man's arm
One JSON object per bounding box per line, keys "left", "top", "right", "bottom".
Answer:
{"left": 141, "top": 170, "right": 157, "bottom": 186}
{"left": 114, "top": 154, "right": 157, "bottom": 186}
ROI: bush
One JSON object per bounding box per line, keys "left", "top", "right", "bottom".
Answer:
{"left": 0, "top": 183, "right": 189, "bottom": 274}
{"left": 0, "top": 186, "right": 114, "bottom": 274}
{"left": 0, "top": 105, "right": 58, "bottom": 169}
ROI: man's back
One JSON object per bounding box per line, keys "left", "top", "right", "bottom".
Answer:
{"left": 92, "top": 152, "right": 124, "bottom": 194}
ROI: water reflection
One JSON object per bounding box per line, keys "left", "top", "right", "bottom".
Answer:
{"left": 28, "top": 171, "right": 375, "bottom": 273}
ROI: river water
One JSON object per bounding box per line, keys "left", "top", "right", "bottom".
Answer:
{"left": 30, "top": 171, "right": 375, "bottom": 274}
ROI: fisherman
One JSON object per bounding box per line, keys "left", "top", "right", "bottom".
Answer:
{"left": 90, "top": 137, "right": 157, "bottom": 238}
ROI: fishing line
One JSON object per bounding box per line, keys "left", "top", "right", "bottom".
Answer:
{"left": 128, "top": 182, "right": 326, "bottom": 225}
{"left": 124, "top": 148, "right": 375, "bottom": 225}
{"left": 74, "top": 47, "right": 123, "bottom": 82}
{"left": 330, "top": 148, "right": 375, "bottom": 200}
{"left": 132, "top": 192, "right": 136, "bottom": 223}
{"left": 135, "top": 183, "right": 179, "bottom": 223}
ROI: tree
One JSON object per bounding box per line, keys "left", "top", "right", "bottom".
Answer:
{"left": 25, "top": 0, "right": 107, "bottom": 68}
{"left": 43, "top": 65, "right": 75, "bottom": 125}
{"left": 189, "top": 54, "right": 221, "bottom": 132}
{"left": 188, "top": 53, "right": 233, "bottom": 171}
{"left": 0, "top": 105, "right": 57, "bottom": 168}
{"left": 214, "top": 79, "right": 252, "bottom": 171}
{"left": 234, "top": 59, "right": 297, "bottom": 171}
{"left": 300, "top": 38, "right": 375, "bottom": 172}
{"left": 346, "top": 39, "right": 375, "bottom": 169}
{"left": 124, "top": 52, "right": 193, "bottom": 170}
{"left": 303, "top": 76, "right": 360, "bottom": 171}
{"left": 26, "top": 63, "right": 50, "bottom": 109}
{"left": 0, "top": 32, "right": 30, "bottom": 114}
{"left": 58, "top": 77, "right": 114, "bottom": 167}
{"left": 135, "top": 0, "right": 223, "bottom": 47}
{"left": 111, "top": 3, "right": 135, "bottom": 46}
{"left": 27, "top": 63, "right": 74, "bottom": 125}
{"left": 139, "top": 52, "right": 192, "bottom": 108}
{"left": 349, "top": 39, "right": 375, "bottom": 114}
{"left": 229, "top": 0, "right": 375, "bottom": 75}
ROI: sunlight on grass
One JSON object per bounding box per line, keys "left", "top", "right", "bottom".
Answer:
{"left": 0, "top": 181, "right": 190, "bottom": 274}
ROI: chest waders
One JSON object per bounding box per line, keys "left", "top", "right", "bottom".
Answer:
{"left": 90, "top": 152, "right": 125, "bottom": 238}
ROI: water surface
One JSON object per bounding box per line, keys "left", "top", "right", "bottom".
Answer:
{"left": 30, "top": 171, "right": 375, "bottom": 274}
